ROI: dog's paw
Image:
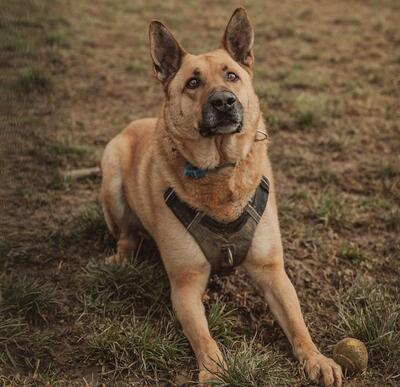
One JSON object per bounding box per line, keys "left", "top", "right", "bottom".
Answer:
{"left": 198, "top": 353, "right": 226, "bottom": 386}
{"left": 198, "top": 368, "right": 218, "bottom": 386}
{"left": 105, "top": 253, "right": 128, "bottom": 266}
{"left": 303, "top": 352, "right": 343, "bottom": 387}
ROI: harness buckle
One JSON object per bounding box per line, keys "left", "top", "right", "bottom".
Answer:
{"left": 222, "top": 245, "right": 235, "bottom": 266}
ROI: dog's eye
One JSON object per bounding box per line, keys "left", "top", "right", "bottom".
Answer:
{"left": 227, "top": 72, "right": 239, "bottom": 82}
{"left": 186, "top": 77, "right": 200, "bottom": 89}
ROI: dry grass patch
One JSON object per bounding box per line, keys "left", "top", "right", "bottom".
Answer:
{"left": 283, "top": 69, "right": 329, "bottom": 90}
{"left": 207, "top": 300, "right": 238, "bottom": 347}
{"left": 15, "top": 67, "right": 53, "bottom": 94}
{"left": 336, "top": 284, "right": 400, "bottom": 378}
{"left": 337, "top": 244, "right": 366, "bottom": 263}
{"left": 0, "top": 276, "right": 59, "bottom": 324}
{"left": 0, "top": 316, "right": 55, "bottom": 370}
{"left": 310, "top": 190, "right": 350, "bottom": 228}
{"left": 80, "top": 259, "right": 169, "bottom": 316}
{"left": 208, "top": 339, "right": 294, "bottom": 387}
{"left": 85, "top": 318, "right": 189, "bottom": 379}
{"left": 292, "top": 93, "right": 328, "bottom": 129}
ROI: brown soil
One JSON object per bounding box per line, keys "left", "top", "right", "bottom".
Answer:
{"left": 1, "top": 0, "right": 399, "bottom": 386}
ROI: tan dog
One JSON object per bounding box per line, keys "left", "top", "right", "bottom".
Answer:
{"left": 100, "top": 8, "right": 342, "bottom": 386}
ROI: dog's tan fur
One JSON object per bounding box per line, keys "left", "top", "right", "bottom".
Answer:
{"left": 100, "top": 8, "right": 342, "bottom": 386}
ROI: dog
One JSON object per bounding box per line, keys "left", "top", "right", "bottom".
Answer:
{"left": 100, "top": 8, "right": 342, "bottom": 386}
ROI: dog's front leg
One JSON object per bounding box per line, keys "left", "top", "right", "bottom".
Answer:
{"left": 244, "top": 256, "right": 342, "bottom": 387}
{"left": 169, "top": 267, "right": 223, "bottom": 385}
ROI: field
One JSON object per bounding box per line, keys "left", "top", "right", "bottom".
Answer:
{"left": 1, "top": 0, "right": 399, "bottom": 385}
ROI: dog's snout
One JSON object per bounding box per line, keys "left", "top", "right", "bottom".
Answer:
{"left": 209, "top": 91, "right": 237, "bottom": 112}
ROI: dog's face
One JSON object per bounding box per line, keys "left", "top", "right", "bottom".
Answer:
{"left": 168, "top": 50, "right": 250, "bottom": 138}
{"left": 149, "top": 8, "right": 260, "bottom": 166}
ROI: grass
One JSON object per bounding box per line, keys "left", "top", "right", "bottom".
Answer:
{"left": 382, "top": 209, "right": 400, "bottom": 231}
{"left": 321, "top": 133, "right": 346, "bottom": 152}
{"left": 46, "top": 30, "right": 70, "bottom": 48}
{"left": 0, "top": 276, "right": 59, "bottom": 324}
{"left": 336, "top": 284, "right": 400, "bottom": 377}
{"left": 0, "top": 239, "right": 11, "bottom": 260}
{"left": 85, "top": 318, "right": 188, "bottom": 378}
{"left": 0, "top": 315, "right": 54, "bottom": 370}
{"left": 125, "top": 59, "right": 148, "bottom": 74}
{"left": 208, "top": 340, "right": 294, "bottom": 386}
{"left": 311, "top": 190, "right": 348, "bottom": 227}
{"left": 0, "top": 31, "right": 32, "bottom": 55}
{"left": 77, "top": 202, "right": 109, "bottom": 241}
{"left": 37, "top": 138, "right": 95, "bottom": 171}
{"left": 374, "top": 161, "right": 399, "bottom": 179}
{"left": 283, "top": 69, "right": 328, "bottom": 89}
{"left": 80, "top": 259, "right": 169, "bottom": 315}
{"left": 1, "top": 0, "right": 399, "bottom": 385}
{"left": 337, "top": 244, "right": 366, "bottom": 263}
{"left": 207, "top": 300, "right": 238, "bottom": 346}
{"left": 256, "top": 82, "right": 284, "bottom": 107}
{"left": 292, "top": 93, "right": 328, "bottom": 129}
{"left": 15, "top": 67, "right": 53, "bottom": 94}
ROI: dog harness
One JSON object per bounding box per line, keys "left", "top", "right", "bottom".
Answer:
{"left": 164, "top": 176, "right": 270, "bottom": 273}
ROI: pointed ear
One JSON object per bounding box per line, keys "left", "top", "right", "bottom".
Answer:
{"left": 149, "top": 21, "right": 185, "bottom": 83}
{"left": 221, "top": 8, "right": 254, "bottom": 69}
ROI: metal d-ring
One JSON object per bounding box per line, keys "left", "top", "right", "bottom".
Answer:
{"left": 255, "top": 129, "right": 269, "bottom": 142}
{"left": 225, "top": 246, "right": 234, "bottom": 266}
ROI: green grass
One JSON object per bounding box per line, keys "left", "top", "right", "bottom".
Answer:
{"left": 311, "top": 190, "right": 348, "bottom": 227}
{"left": 0, "top": 239, "right": 11, "bottom": 260}
{"left": 321, "top": 133, "right": 346, "bottom": 152}
{"left": 382, "top": 209, "right": 400, "bottom": 231}
{"left": 15, "top": 68, "right": 53, "bottom": 94}
{"left": 125, "top": 59, "right": 148, "bottom": 74}
{"left": 207, "top": 300, "right": 238, "bottom": 346}
{"left": 315, "top": 169, "right": 339, "bottom": 185}
{"left": 256, "top": 82, "right": 284, "bottom": 108}
{"left": 208, "top": 340, "right": 294, "bottom": 386}
{"left": 292, "top": 93, "right": 328, "bottom": 129}
{"left": 0, "top": 315, "right": 55, "bottom": 370}
{"left": 0, "top": 276, "right": 59, "bottom": 323}
{"left": 336, "top": 285, "right": 400, "bottom": 376}
{"left": 78, "top": 202, "right": 108, "bottom": 240}
{"left": 46, "top": 30, "right": 70, "bottom": 48}
{"left": 374, "top": 161, "right": 399, "bottom": 179}
{"left": 47, "top": 140, "right": 92, "bottom": 158}
{"left": 337, "top": 244, "right": 366, "bottom": 263}
{"left": 51, "top": 202, "right": 113, "bottom": 252}
{"left": 0, "top": 316, "right": 29, "bottom": 348}
{"left": 80, "top": 259, "right": 169, "bottom": 315}
{"left": 86, "top": 318, "right": 188, "bottom": 378}
{"left": 0, "top": 31, "right": 32, "bottom": 55}
{"left": 283, "top": 69, "right": 328, "bottom": 89}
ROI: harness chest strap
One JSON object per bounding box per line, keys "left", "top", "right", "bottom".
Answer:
{"left": 164, "top": 176, "right": 270, "bottom": 273}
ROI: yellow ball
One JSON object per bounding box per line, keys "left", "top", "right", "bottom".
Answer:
{"left": 333, "top": 338, "right": 368, "bottom": 373}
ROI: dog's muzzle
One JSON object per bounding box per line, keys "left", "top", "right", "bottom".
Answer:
{"left": 199, "top": 90, "right": 243, "bottom": 137}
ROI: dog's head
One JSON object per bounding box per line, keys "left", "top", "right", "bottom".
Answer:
{"left": 149, "top": 8, "right": 260, "bottom": 168}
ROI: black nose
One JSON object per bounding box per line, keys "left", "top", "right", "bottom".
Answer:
{"left": 209, "top": 91, "right": 237, "bottom": 112}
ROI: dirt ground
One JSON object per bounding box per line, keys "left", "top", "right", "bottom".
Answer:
{"left": 1, "top": 0, "right": 399, "bottom": 386}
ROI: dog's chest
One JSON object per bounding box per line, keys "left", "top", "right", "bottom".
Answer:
{"left": 164, "top": 176, "right": 270, "bottom": 273}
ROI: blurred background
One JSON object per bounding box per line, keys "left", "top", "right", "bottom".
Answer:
{"left": 1, "top": 1, "right": 399, "bottom": 385}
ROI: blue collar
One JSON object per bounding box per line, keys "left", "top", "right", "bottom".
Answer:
{"left": 183, "top": 161, "right": 237, "bottom": 179}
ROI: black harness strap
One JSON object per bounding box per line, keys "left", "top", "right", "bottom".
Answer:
{"left": 164, "top": 176, "right": 270, "bottom": 273}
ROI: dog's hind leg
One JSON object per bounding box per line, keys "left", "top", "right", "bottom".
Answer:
{"left": 100, "top": 139, "right": 137, "bottom": 265}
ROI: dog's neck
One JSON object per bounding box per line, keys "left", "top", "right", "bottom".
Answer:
{"left": 157, "top": 116, "right": 267, "bottom": 222}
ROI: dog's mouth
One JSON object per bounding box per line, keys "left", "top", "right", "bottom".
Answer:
{"left": 199, "top": 119, "right": 243, "bottom": 137}
{"left": 199, "top": 91, "right": 244, "bottom": 137}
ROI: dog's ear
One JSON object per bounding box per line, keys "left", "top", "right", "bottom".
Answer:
{"left": 149, "top": 21, "right": 185, "bottom": 83}
{"left": 221, "top": 8, "right": 254, "bottom": 70}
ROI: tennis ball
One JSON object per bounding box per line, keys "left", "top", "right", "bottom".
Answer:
{"left": 333, "top": 338, "right": 368, "bottom": 373}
